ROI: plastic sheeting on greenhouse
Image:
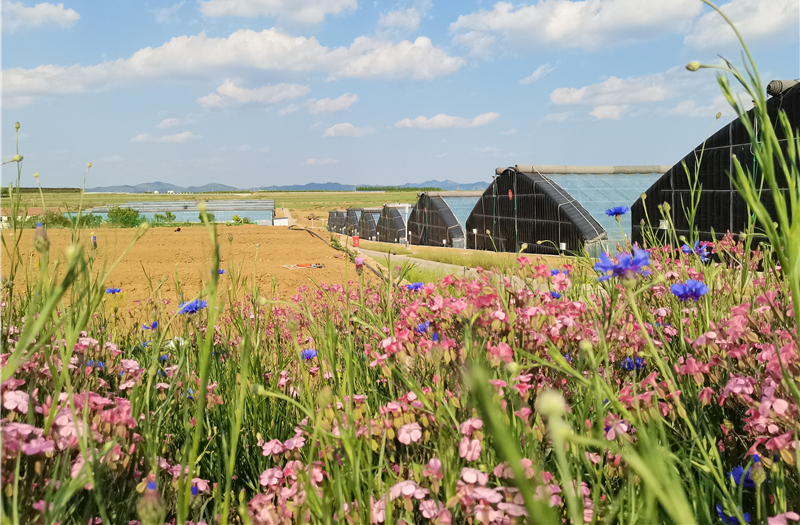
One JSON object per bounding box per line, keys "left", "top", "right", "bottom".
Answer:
{"left": 377, "top": 204, "right": 411, "bottom": 244}
{"left": 357, "top": 208, "right": 382, "bottom": 240}
{"left": 408, "top": 192, "right": 483, "bottom": 249}
{"left": 631, "top": 81, "right": 800, "bottom": 246}
{"left": 545, "top": 173, "right": 662, "bottom": 241}
{"left": 466, "top": 170, "right": 607, "bottom": 255}
{"left": 327, "top": 210, "right": 347, "bottom": 233}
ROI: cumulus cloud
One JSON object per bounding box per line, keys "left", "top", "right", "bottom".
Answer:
{"left": 378, "top": 8, "right": 421, "bottom": 31}
{"left": 155, "top": 1, "right": 186, "bottom": 23}
{"left": 668, "top": 94, "right": 744, "bottom": 118}
{"left": 590, "top": 105, "right": 628, "bottom": 120}
{"left": 685, "top": 0, "right": 799, "bottom": 48}
{"left": 158, "top": 118, "right": 182, "bottom": 129}
{"left": 3, "top": 1, "right": 80, "bottom": 33}
{"left": 520, "top": 64, "right": 553, "bottom": 85}
{"left": 2, "top": 29, "right": 464, "bottom": 100}
{"left": 305, "top": 158, "right": 339, "bottom": 165}
{"left": 198, "top": 0, "right": 357, "bottom": 24}
{"left": 551, "top": 74, "right": 674, "bottom": 106}
{"left": 309, "top": 93, "right": 358, "bottom": 113}
{"left": 131, "top": 131, "right": 200, "bottom": 143}
{"left": 198, "top": 80, "right": 310, "bottom": 108}
{"left": 450, "top": 0, "right": 702, "bottom": 55}
{"left": 323, "top": 122, "right": 375, "bottom": 137}
{"left": 395, "top": 112, "right": 499, "bottom": 129}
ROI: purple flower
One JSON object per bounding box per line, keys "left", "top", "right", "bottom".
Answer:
{"left": 300, "top": 349, "right": 317, "bottom": 360}
{"left": 605, "top": 206, "right": 629, "bottom": 218}
{"left": 550, "top": 291, "right": 561, "bottom": 299}
{"left": 682, "top": 241, "right": 710, "bottom": 262}
{"left": 406, "top": 282, "right": 424, "bottom": 291}
{"left": 594, "top": 248, "right": 651, "bottom": 282}
{"left": 671, "top": 279, "right": 708, "bottom": 302}
{"left": 105, "top": 288, "right": 121, "bottom": 294}
{"left": 178, "top": 299, "right": 207, "bottom": 314}
{"left": 143, "top": 321, "right": 158, "bottom": 330}
{"left": 354, "top": 256, "right": 364, "bottom": 268}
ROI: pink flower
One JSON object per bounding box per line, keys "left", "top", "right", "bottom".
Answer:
{"left": 698, "top": 387, "right": 715, "bottom": 406}
{"left": 3, "top": 390, "right": 29, "bottom": 414}
{"left": 370, "top": 496, "right": 386, "bottom": 524}
{"left": 23, "top": 437, "right": 55, "bottom": 456}
{"left": 472, "top": 487, "right": 503, "bottom": 504}
{"left": 487, "top": 342, "right": 513, "bottom": 364}
{"left": 261, "top": 439, "right": 285, "bottom": 456}
{"left": 259, "top": 467, "right": 283, "bottom": 487}
{"left": 551, "top": 272, "right": 571, "bottom": 292}
{"left": 398, "top": 422, "right": 422, "bottom": 445}
{"left": 389, "top": 480, "right": 428, "bottom": 500}
{"left": 423, "top": 458, "right": 443, "bottom": 481}
{"left": 419, "top": 499, "right": 444, "bottom": 519}
{"left": 459, "top": 436, "right": 481, "bottom": 461}
{"left": 460, "top": 468, "right": 488, "bottom": 486}
{"left": 459, "top": 418, "right": 484, "bottom": 436}
{"left": 284, "top": 436, "right": 305, "bottom": 451}
{"left": 769, "top": 512, "right": 800, "bottom": 525}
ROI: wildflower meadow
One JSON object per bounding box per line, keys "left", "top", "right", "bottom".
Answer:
{"left": 1, "top": 7, "right": 799, "bottom": 525}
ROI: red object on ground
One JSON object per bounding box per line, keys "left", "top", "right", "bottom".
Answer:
{"left": 353, "top": 236, "right": 360, "bottom": 247}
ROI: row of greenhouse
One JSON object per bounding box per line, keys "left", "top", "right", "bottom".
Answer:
{"left": 328, "top": 80, "right": 799, "bottom": 255}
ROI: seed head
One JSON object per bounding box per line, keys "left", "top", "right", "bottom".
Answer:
{"left": 685, "top": 61, "right": 700, "bottom": 72}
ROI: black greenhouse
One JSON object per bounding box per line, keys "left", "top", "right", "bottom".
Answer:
{"left": 407, "top": 192, "right": 484, "bottom": 248}
{"left": 376, "top": 204, "right": 411, "bottom": 244}
{"left": 631, "top": 80, "right": 799, "bottom": 246}
{"left": 357, "top": 207, "right": 383, "bottom": 240}
{"left": 345, "top": 208, "right": 363, "bottom": 236}
{"left": 327, "top": 210, "right": 347, "bottom": 233}
{"left": 466, "top": 168, "right": 614, "bottom": 255}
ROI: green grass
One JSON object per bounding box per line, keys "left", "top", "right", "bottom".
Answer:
{"left": 3, "top": 190, "right": 420, "bottom": 213}
{"left": 409, "top": 250, "right": 521, "bottom": 272}
{"left": 356, "top": 239, "right": 413, "bottom": 255}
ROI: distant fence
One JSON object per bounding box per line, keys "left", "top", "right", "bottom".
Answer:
{"left": 355, "top": 186, "right": 442, "bottom": 192}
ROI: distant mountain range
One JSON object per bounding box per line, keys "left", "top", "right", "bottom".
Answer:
{"left": 86, "top": 179, "right": 490, "bottom": 193}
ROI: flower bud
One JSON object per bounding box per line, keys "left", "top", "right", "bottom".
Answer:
{"left": 11, "top": 155, "right": 23, "bottom": 163}
{"left": 641, "top": 193, "right": 646, "bottom": 201}
{"left": 137, "top": 482, "right": 166, "bottom": 525}
{"left": 716, "top": 112, "right": 722, "bottom": 119}
{"left": 14, "top": 122, "right": 20, "bottom": 131}
{"left": 354, "top": 256, "right": 364, "bottom": 276}
{"left": 33, "top": 172, "right": 39, "bottom": 179}
{"left": 87, "top": 162, "right": 92, "bottom": 169}
{"left": 685, "top": 61, "right": 700, "bottom": 72}
{"left": 33, "top": 222, "right": 49, "bottom": 253}
{"left": 317, "top": 385, "right": 333, "bottom": 409}
{"left": 751, "top": 456, "right": 766, "bottom": 486}
{"left": 228, "top": 233, "right": 233, "bottom": 243}
{"left": 91, "top": 234, "right": 97, "bottom": 249}
{"left": 536, "top": 390, "right": 566, "bottom": 418}
{"left": 520, "top": 243, "right": 528, "bottom": 251}
{"left": 198, "top": 201, "right": 207, "bottom": 214}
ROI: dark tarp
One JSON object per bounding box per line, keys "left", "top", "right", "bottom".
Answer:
{"left": 377, "top": 205, "right": 409, "bottom": 244}
{"left": 631, "top": 82, "right": 799, "bottom": 246}
{"left": 357, "top": 208, "right": 382, "bottom": 240}
{"left": 465, "top": 169, "right": 606, "bottom": 255}
{"left": 408, "top": 194, "right": 481, "bottom": 248}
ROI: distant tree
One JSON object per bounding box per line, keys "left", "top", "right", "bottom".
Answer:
{"left": 71, "top": 213, "right": 102, "bottom": 228}
{"left": 108, "top": 206, "right": 141, "bottom": 228}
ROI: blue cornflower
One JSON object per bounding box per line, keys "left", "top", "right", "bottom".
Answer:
{"left": 105, "top": 287, "right": 121, "bottom": 294}
{"left": 300, "top": 349, "right": 318, "bottom": 361}
{"left": 86, "top": 360, "right": 95, "bottom": 367}
{"left": 594, "top": 248, "right": 652, "bottom": 282}
{"left": 550, "top": 268, "right": 560, "bottom": 276}
{"left": 415, "top": 321, "right": 430, "bottom": 334}
{"left": 213, "top": 269, "right": 225, "bottom": 275}
{"left": 158, "top": 355, "right": 168, "bottom": 363}
{"left": 97, "top": 361, "right": 104, "bottom": 369}
{"left": 682, "top": 241, "right": 710, "bottom": 263}
{"left": 565, "top": 352, "right": 572, "bottom": 363}
{"left": 432, "top": 333, "right": 439, "bottom": 342}
{"left": 143, "top": 321, "right": 158, "bottom": 330}
{"left": 621, "top": 357, "right": 646, "bottom": 372}
{"left": 550, "top": 291, "right": 561, "bottom": 299}
{"left": 406, "top": 282, "right": 424, "bottom": 291}
{"left": 605, "top": 206, "right": 629, "bottom": 218}
{"left": 671, "top": 279, "right": 708, "bottom": 302}
{"left": 178, "top": 299, "right": 208, "bottom": 314}
{"left": 716, "top": 504, "right": 750, "bottom": 524}
{"left": 188, "top": 387, "right": 194, "bottom": 401}
{"left": 147, "top": 481, "right": 157, "bottom": 491}
{"left": 729, "top": 466, "right": 756, "bottom": 489}
{"left": 191, "top": 485, "right": 199, "bottom": 496}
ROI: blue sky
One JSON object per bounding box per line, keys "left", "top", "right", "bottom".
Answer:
{"left": 2, "top": 0, "right": 797, "bottom": 189}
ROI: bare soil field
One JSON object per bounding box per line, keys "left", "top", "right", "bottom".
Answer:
{"left": 1, "top": 225, "right": 375, "bottom": 306}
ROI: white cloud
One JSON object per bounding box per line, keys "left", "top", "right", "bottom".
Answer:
{"left": 305, "top": 158, "right": 339, "bottom": 165}
{"left": 378, "top": 8, "right": 421, "bottom": 31}
{"left": 259, "top": 146, "right": 270, "bottom": 152}
{"left": 472, "top": 146, "right": 514, "bottom": 157}
{"left": 198, "top": 0, "right": 357, "bottom": 23}
{"left": 155, "top": 1, "right": 185, "bottom": 23}
{"left": 450, "top": 0, "right": 702, "bottom": 55}
{"left": 451, "top": 30, "right": 496, "bottom": 58}
{"left": 131, "top": 131, "right": 200, "bottom": 143}
{"left": 309, "top": 93, "right": 358, "bottom": 113}
{"left": 3, "top": 29, "right": 464, "bottom": 99}
{"left": 238, "top": 144, "right": 251, "bottom": 151}
{"left": 434, "top": 152, "right": 448, "bottom": 158}
{"left": 502, "top": 129, "right": 517, "bottom": 135}
{"left": 543, "top": 111, "right": 572, "bottom": 122}
{"left": 685, "top": 0, "right": 799, "bottom": 48}
{"left": 198, "top": 80, "right": 310, "bottom": 108}
{"left": 158, "top": 118, "right": 182, "bottom": 129}
{"left": 323, "top": 123, "right": 375, "bottom": 137}
{"left": 101, "top": 155, "right": 126, "bottom": 163}
{"left": 590, "top": 105, "right": 628, "bottom": 120}
{"left": 551, "top": 73, "right": 675, "bottom": 106}
{"left": 668, "top": 94, "right": 743, "bottom": 118}
{"left": 395, "top": 112, "right": 499, "bottom": 129}
{"left": 520, "top": 64, "right": 553, "bottom": 85}
{"left": 2, "top": 1, "right": 80, "bottom": 33}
